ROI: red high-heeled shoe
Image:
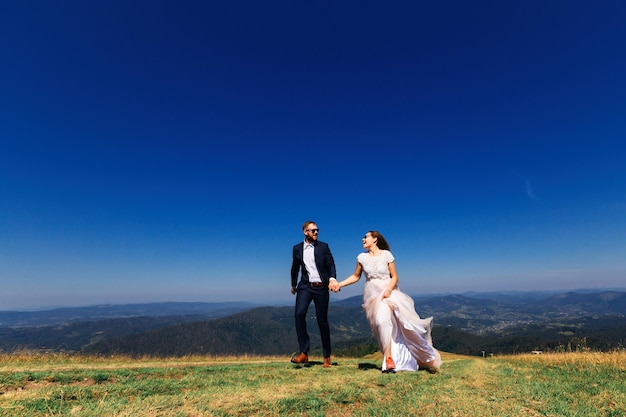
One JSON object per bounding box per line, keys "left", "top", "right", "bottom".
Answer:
{"left": 384, "top": 356, "right": 396, "bottom": 373}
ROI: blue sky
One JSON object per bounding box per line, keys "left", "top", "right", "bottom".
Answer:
{"left": 1, "top": 1, "right": 625, "bottom": 310}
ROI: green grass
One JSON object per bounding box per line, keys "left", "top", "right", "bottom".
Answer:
{"left": 1, "top": 351, "right": 624, "bottom": 416}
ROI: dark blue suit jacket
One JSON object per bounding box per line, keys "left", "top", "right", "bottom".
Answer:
{"left": 291, "top": 240, "right": 337, "bottom": 289}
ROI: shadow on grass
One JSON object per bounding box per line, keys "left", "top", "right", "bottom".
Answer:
{"left": 291, "top": 360, "right": 341, "bottom": 368}
{"left": 357, "top": 363, "right": 380, "bottom": 371}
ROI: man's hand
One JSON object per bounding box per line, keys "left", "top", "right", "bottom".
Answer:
{"left": 329, "top": 279, "right": 340, "bottom": 292}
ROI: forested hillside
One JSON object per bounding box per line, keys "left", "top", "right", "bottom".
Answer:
{"left": 2, "top": 291, "right": 625, "bottom": 357}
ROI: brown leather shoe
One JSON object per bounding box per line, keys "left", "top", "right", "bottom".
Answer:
{"left": 291, "top": 352, "right": 309, "bottom": 364}
{"left": 323, "top": 357, "right": 331, "bottom": 368}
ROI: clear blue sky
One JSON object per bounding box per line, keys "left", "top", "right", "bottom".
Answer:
{"left": 1, "top": 1, "right": 625, "bottom": 310}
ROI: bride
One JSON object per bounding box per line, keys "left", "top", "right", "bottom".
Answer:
{"left": 330, "top": 231, "right": 442, "bottom": 373}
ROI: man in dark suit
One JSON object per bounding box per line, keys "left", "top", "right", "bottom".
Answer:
{"left": 290, "top": 220, "right": 337, "bottom": 368}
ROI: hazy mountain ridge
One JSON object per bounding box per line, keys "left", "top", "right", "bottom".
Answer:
{"left": 0, "top": 301, "right": 259, "bottom": 328}
{"left": 1, "top": 290, "right": 624, "bottom": 355}
{"left": 83, "top": 305, "right": 374, "bottom": 357}
{"left": 417, "top": 291, "right": 626, "bottom": 334}
{"left": 84, "top": 306, "right": 626, "bottom": 358}
{"left": 0, "top": 315, "right": 210, "bottom": 352}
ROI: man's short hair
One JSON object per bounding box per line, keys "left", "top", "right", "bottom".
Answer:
{"left": 302, "top": 220, "right": 316, "bottom": 231}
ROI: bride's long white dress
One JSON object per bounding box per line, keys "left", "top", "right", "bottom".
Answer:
{"left": 359, "top": 250, "right": 442, "bottom": 372}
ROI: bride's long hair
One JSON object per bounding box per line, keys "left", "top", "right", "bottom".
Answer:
{"left": 369, "top": 230, "right": 390, "bottom": 251}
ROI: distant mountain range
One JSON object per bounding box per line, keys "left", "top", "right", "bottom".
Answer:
{"left": 1, "top": 290, "right": 624, "bottom": 356}
{"left": 0, "top": 302, "right": 259, "bottom": 328}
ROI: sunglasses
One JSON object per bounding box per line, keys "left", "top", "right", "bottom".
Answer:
{"left": 306, "top": 229, "right": 319, "bottom": 233}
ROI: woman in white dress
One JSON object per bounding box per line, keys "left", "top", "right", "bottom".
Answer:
{"left": 331, "top": 231, "right": 442, "bottom": 373}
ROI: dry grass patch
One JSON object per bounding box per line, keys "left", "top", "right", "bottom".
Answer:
{"left": 513, "top": 350, "right": 626, "bottom": 370}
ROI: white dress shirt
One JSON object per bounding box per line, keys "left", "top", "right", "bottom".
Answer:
{"left": 303, "top": 241, "right": 322, "bottom": 283}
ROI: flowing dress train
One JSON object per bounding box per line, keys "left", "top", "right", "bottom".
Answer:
{"left": 359, "top": 250, "right": 442, "bottom": 372}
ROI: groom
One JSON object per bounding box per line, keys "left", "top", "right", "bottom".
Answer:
{"left": 290, "top": 221, "right": 337, "bottom": 368}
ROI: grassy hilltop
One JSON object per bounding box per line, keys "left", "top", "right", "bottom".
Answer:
{"left": 1, "top": 351, "right": 624, "bottom": 417}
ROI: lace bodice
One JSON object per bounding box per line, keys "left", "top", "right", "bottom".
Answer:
{"left": 357, "top": 250, "right": 395, "bottom": 281}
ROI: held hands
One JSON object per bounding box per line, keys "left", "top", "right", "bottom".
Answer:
{"left": 329, "top": 279, "right": 340, "bottom": 292}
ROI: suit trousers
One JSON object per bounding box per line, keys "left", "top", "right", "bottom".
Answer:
{"left": 294, "top": 285, "right": 331, "bottom": 358}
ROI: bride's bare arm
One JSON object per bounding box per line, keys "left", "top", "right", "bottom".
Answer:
{"left": 382, "top": 261, "right": 399, "bottom": 298}
{"left": 335, "top": 261, "right": 363, "bottom": 290}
